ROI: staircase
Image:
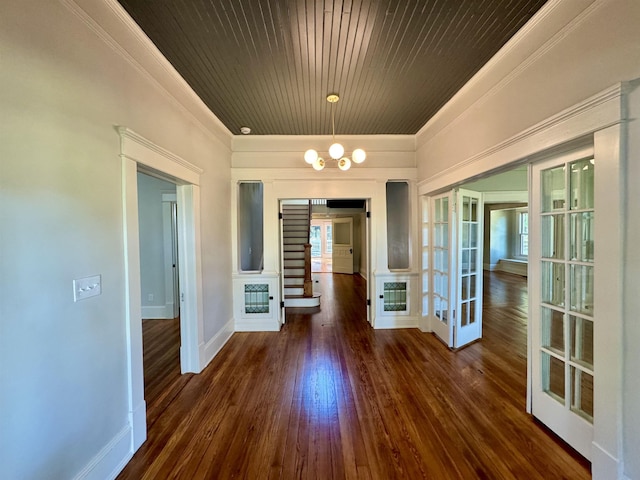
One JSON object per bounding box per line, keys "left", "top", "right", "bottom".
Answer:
{"left": 282, "top": 202, "right": 321, "bottom": 308}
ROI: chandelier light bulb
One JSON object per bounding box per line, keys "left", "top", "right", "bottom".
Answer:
{"left": 312, "top": 157, "right": 325, "bottom": 171}
{"left": 338, "top": 157, "right": 351, "bottom": 171}
{"left": 329, "top": 142, "right": 344, "bottom": 160}
{"left": 352, "top": 148, "right": 366, "bottom": 164}
{"left": 304, "top": 149, "right": 318, "bottom": 164}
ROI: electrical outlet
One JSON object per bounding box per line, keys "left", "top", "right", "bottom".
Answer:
{"left": 73, "top": 275, "right": 102, "bottom": 302}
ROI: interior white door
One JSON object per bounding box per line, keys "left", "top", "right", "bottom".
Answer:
{"left": 430, "top": 192, "right": 454, "bottom": 346}
{"left": 453, "top": 189, "right": 484, "bottom": 348}
{"left": 530, "top": 154, "right": 595, "bottom": 460}
{"left": 332, "top": 217, "right": 353, "bottom": 274}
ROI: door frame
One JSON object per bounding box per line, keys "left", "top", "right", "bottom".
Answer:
{"left": 120, "top": 127, "right": 204, "bottom": 451}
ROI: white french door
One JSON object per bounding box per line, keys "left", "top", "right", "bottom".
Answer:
{"left": 454, "top": 189, "right": 484, "bottom": 348}
{"left": 530, "top": 152, "right": 595, "bottom": 459}
{"left": 429, "top": 189, "right": 483, "bottom": 348}
{"left": 332, "top": 217, "right": 353, "bottom": 274}
{"left": 430, "top": 192, "right": 453, "bottom": 345}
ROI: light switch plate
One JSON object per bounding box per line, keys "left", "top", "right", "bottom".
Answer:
{"left": 73, "top": 275, "right": 102, "bottom": 302}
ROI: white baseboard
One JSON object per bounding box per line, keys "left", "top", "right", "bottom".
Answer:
{"left": 130, "top": 400, "right": 147, "bottom": 451}
{"left": 374, "top": 316, "right": 419, "bottom": 329}
{"left": 72, "top": 425, "right": 131, "bottom": 480}
{"left": 141, "top": 305, "right": 172, "bottom": 319}
{"left": 235, "top": 317, "right": 282, "bottom": 332}
{"left": 591, "top": 441, "right": 622, "bottom": 480}
{"left": 200, "top": 318, "right": 234, "bottom": 370}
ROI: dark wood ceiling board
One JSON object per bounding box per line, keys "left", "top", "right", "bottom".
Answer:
{"left": 117, "top": 0, "right": 548, "bottom": 135}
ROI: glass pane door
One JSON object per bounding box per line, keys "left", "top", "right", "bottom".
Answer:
{"left": 532, "top": 155, "right": 595, "bottom": 459}
{"left": 431, "top": 192, "right": 453, "bottom": 346}
{"left": 454, "top": 189, "right": 483, "bottom": 348}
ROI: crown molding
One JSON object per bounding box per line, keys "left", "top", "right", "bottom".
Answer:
{"left": 59, "top": 0, "right": 232, "bottom": 150}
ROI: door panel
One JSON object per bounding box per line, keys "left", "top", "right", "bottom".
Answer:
{"left": 332, "top": 217, "right": 353, "bottom": 274}
{"left": 430, "top": 193, "right": 453, "bottom": 345}
{"left": 531, "top": 154, "right": 595, "bottom": 459}
{"left": 454, "top": 189, "right": 483, "bottom": 348}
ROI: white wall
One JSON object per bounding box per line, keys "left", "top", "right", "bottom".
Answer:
{"left": 415, "top": 1, "right": 640, "bottom": 478}
{"left": 0, "top": 0, "right": 232, "bottom": 478}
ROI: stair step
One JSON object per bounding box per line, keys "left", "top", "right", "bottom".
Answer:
{"left": 284, "top": 294, "right": 321, "bottom": 308}
{"left": 284, "top": 277, "right": 304, "bottom": 287}
{"left": 283, "top": 231, "right": 308, "bottom": 237}
{"left": 283, "top": 237, "right": 308, "bottom": 245}
{"left": 284, "top": 260, "right": 305, "bottom": 268}
{"left": 283, "top": 244, "right": 305, "bottom": 251}
{"left": 284, "top": 251, "right": 305, "bottom": 259}
{"left": 284, "top": 286, "right": 304, "bottom": 296}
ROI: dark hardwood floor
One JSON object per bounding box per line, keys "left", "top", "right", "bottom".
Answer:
{"left": 120, "top": 272, "right": 590, "bottom": 479}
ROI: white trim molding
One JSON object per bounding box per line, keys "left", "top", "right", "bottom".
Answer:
{"left": 418, "top": 84, "right": 626, "bottom": 195}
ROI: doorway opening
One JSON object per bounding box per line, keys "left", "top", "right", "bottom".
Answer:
{"left": 281, "top": 198, "right": 370, "bottom": 323}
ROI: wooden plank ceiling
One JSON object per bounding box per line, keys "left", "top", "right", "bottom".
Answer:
{"left": 117, "top": 0, "right": 547, "bottom": 135}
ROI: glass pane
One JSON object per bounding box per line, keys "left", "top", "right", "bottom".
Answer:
{"left": 570, "top": 212, "right": 594, "bottom": 262}
{"left": 239, "top": 182, "right": 264, "bottom": 271}
{"left": 462, "top": 250, "right": 470, "bottom": 275}
{"left": 570, "top": 316, "right": 594, "bottom": 369}
{"left": 461, "top": 276, "right": 469, "bottom": 300}
{"left": 470, "top": 223, "right": 478, "bottom": 248}
{"left": 244, "top": 283, "right": 269, "bottom": 314}
{"left": 541, "top": 165, "right": 566, "bottom": 212}
{"left": 469, "top": 250, "right": 477, "bottom": 273}
{"left": 386, "top": 182, "right": 410, "bottom": 270}
{"left": 462, "top": 196, "right": 470, "bottom": 221}
{"left": 570, "top": 264, "right": 594, "bottom": 315}
{"left": 422, "top": 273, "right": 429, "bottom": 293}
{"left": 469, "top": 275, "right": 476, "bottom": 296}
{"left": 541, "top": 214, "right": 565, "bottom": 259}
{"left": 471, "top": 198, "right": 478, "bottom": 222}
{"left": 469, "top": 300, "right": 476, "bottom": 325}
{"left": 542, "top": 261, "right": 565, "bottom": 307}
{"left": 422, "top": 249, "right": 429, "bottom": 270}
{"left": 334, "top": 222, "right": 350, "bottom": 244}
{"left": 542, "top": 352, "right": 565, "bottom": 403}
{"left": 384, "top": 282, "right": 407, "bottom": 311}
{"left": 570, "top": 367, "right": 594, "bottom": 421}
{"left": 541, "top": 307, "right": 564, "bottom": 355}
{"left": 326, "top": 226, "right": 332, "bottom": 253}
{"left": 462, "top": 223, "right": 470, "bottom": 248}
{"left": 310, "top": 225, "right": 321, "bottom": 257}
{"left": 570, "top": 158, "right": 595, "bottom": 210}
{"left": 461, "top": 302, "right": 468, "bottom": 326}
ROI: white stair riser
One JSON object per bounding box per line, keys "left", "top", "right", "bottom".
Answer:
{"left": 284, "top": 268, "right": 305, "bottom": 276}
{"left": 284, "top": 296, "right": 321, "bottom": 308}
{"left": 284, "top": 287, "right": 304, "bottom": 296}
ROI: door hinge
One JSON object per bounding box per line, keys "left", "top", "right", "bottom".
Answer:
{"left": 367, "top": 299, "right": 371, "bottom": 306}
{"left": 366, "top": 211, "right": 371, "bottom": 218}
{"left": 280, "top": 301, "right": 285, "bottom": 308}
{"left": 279, "top": 212, "right": 283, "bottom": 220}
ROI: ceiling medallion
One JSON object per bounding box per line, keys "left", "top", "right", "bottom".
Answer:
{"left": 303, "top": 94, "right": 366, "bottom": 171}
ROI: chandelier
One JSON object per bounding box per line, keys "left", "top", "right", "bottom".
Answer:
{"left": 303, "top": 94, "right": 366, "bottom": 171}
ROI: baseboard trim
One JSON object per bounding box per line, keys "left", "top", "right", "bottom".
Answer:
{"left": 235, "top": 318, "right": 282, "bottom": 332}
{"left": 200, "top": 318, "right": 234, "bottom": 370}
{"left": 591, "top": 441, "right": 622, "bottom": 480}
{"left": 141, "top": 305, "right": 171, "bottom": 319}
{"left": 374, "top": 316, "right": 419, "bottom": 329}
{"left": 72, "top": 425, "right": 131, "bottom": 480}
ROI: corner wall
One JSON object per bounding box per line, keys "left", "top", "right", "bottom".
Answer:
{"left": 0, "top": 0, "right": 232, "bottom": 478}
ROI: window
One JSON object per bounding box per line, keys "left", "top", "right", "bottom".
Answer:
{"left": 238, "top": 182, "right": 264, "bottom": 271}
{"left": 518, "top": 210, "right": 529, "bottom": 257}
{"left": 386, "top": 181, "right": 410, "bottom": 269}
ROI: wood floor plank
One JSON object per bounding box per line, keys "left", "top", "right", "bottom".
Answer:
{"left": 119, "top": 271, "right": 590, "bottom": 480}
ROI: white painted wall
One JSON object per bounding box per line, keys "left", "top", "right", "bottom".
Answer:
{"left": 0, "top": 0, "right": 232, "bottom": 479}
{"left": 415, "top": 1, "right": 640, "bottom": 478}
